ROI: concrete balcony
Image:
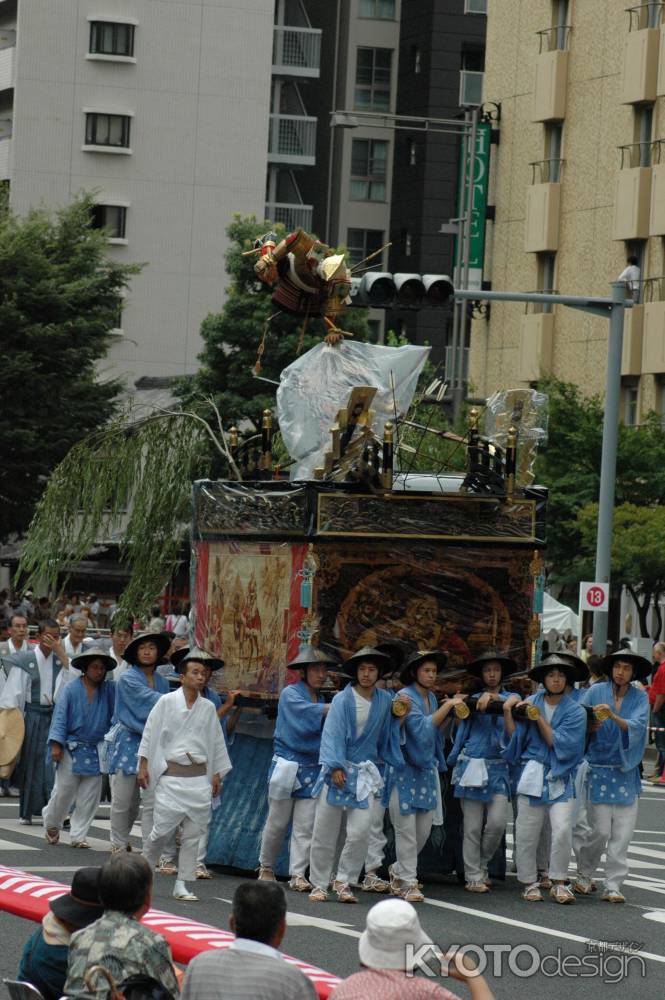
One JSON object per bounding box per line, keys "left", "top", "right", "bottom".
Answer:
{"left": 519, "top": 313, "right": 554, "bottom": 381}
{"left": 649, "top": 150, "right": 665, "bottom": 233}
{"left": 272, "top": 26, "right": 321, "bottom": 79}
{"left": 614, "top": 164, "right": 652, "bottom": 240}
{"left": 525, "top": 174, "right": 561, "bottom": 253}
{"left": 532, "top": 49, "right": 568, "bottom": 122}
{"left": 622, "top": 304, "right": 644, "bottom": 376}
{"left": 0, "top": 43, "right": 15, "bottom": 92}
{"left": 621, "top": 27, "right": 659, "bottom": 103}
{"left": 265, "top": 201, "right": 313, "bottom": 231}
{"left": 642, "top": 280, "right": 665, "bottom": 373}
{"left": 267, "top": 114, "right": 317, "bottom": 166}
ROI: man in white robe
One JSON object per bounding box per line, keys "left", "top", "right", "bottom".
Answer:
{"left": 138, "top": 651, "right": 232, "bottom": 901}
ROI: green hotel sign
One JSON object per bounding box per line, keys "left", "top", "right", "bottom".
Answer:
{"left": 455, "top": 120, "right": 491, "bottom": 293}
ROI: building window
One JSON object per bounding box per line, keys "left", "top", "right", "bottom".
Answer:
{"left": 544, "top": 122, "right": 563, "bottom": 182}
{"left": 536, "top": 252, "right": 556, "bottom": 313}
{"left": 412, "top": 46, "right": 421, "bottom": 73}
{"left": 622, "top": 379, "right": 639, "bottom": 426}
{"left": 350, "top": 138, "right": 388, "bottom": 201}
{"left": 634, "top": 105, "right": 654, "bottom": 168}
{"left": 90, "top": 204, "right": 127, "bottom": 240}
{"left": 346, "top": 228, "right": 384, "bottom": 268}
{"left": 85, "top": 113, "right": 131, "bottom": 148}
{"left": 407, "top": 138, "right": 417, "bottom": 165}
{"left": 403, "top": 229, "right": 412, "bottom": 257}
{"left": 359, "top": 0, "right": 395, "bottom": 18}
{"left": 460, "top": 49, "right": 485, "bottom": 108}
{"left": 464, "top": 0, "right": 487, "bottom": 12}
{"left": 355, "top": 48, "right": 392, "bottom": 112}
{"left": 89, "top": 22, "right": 135, "bottom": 57}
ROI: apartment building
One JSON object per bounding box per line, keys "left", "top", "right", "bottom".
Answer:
{"left": 470, "top": 0, "right": 665, "bottom": 422}
{"left": 0, "top": 0, "right": 272, "bottom": 385}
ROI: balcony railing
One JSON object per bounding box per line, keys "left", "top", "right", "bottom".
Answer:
{"left": 619, "top": 141, "right": 652, "bottom": 168}
{"left": 627, "top": 2, "right": 663, "bottom": 30}
{"left": 272, "top": 26, "right": 321, "bottom": 78}
{"left": 0, "top": 44, "right": 14, "bottom": 90}
{"left": 0, "top": 29, "right": 15, "bottom": 50}
{"left": 536, "top": 25, "right": 572, "bottom": 53}
{"left": 268, "top": 113, "right": 317, "bottom": 165}
{"left": 642, "top": 275, "right": 665, "bottom": 301}
{"left": 265, "top": 201, "right": 313, "bottom": 231}
{"left": 529, "top": 157, "right": 564, "bottom": 183}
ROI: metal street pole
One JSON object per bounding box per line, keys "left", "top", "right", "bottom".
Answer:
{"left": 453, "top": 108, "right": 479, "bottom": 420}
{"left": 591, "top": 281, "right": 626, "bottom": 653}
{"left": 454, "top": 285, "right": 629, "bottom": 654}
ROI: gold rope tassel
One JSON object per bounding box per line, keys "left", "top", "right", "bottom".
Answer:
{"left": 253, "top": 311, "right": 280, "bottom": 374}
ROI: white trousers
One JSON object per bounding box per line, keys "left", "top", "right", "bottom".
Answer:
{"left": 460, "top": 794, "right": 509, "bottom": 884}
{"left": 515, "top": 795, "right": 575, "bottom": 885}
{"left": 161, "top": 826, "right": 209, "bottom": 865}
{"left": 110, "top": 772, "right": 154, "bottom": 849}
{"left": 42, "top": 751, "right": 101, "bottom": 843}
{"left": 571, "top": 761, "right": 592, "bottom": 866}
{"left": 309, "top": 793, "right": 382, "bottom": 891}
{"left": 259, "top": 796, "right": 317, "bottom": 877}
{"left": 365, "top": 804, "right": 387, "bottom": 872}
{"left": 389, "top": 787, "right": 433, "bottom": 886}
{"left": 577, "top": 800, "right": 638, "bottom": 892}
{"left": 143, "top": 777, "right": 210, "bottom": 882}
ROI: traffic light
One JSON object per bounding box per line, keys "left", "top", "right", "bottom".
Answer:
{"left": 348, "top": 272, "right": 454, "bottom": 309}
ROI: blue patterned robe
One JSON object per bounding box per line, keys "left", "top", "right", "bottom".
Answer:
{"left": 448, "top": 691, "right": 512, "bottom": 802}
{"left": 581, "top": 681, "right": 648, "bottom": 805}
{"left": 108, "top": 667, "right": 169, "bottom": 775}
{"left": 48, "top": 677, "right": 116, "bottom": 775}
{"left": 385, "top": 684, "right": 446, "bottom": 815}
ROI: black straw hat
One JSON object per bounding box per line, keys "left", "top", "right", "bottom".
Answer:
{"left": 50, "top": 867, "right": 104, "bottom": 930}
{"left": 400, "top": 649, "right": 449, "bottom": 685}
{"left": 343, "top": 646, "right": 392, "bottom": 677}
{"left": 540, "top": 650, "right": 589, "bottom": 683}
{"left": 600, "top": 649, "right": 652, "bottom": 682}
{"left": 287, "top": 645, "right": 341, "bottom": 671}
{"left": 124, "top": 632, "right": 171, "bottom": 666}
{"left": 71, "top": 646, "right": 116, "bottom": 674}
{"left": 529, "top": 654, "right": 578, "bottom": 685}
{"left": 171, "top": 646, "right": 225, "bottom": 672}
{"left": 466, "top": 650, "right": 519, "bottom": 680}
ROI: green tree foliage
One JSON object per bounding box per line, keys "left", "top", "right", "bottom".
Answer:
{"left": 177, "top": 214, "right": 371, "bottom": 446}
{"left": 576, "top": 503, "right": 665, "bottom": 638}
{"left": 0, "top": 194, "right": 140, "bottom": 541}
{"left": 536, "top": 377, "right": 665, "bottom": 632}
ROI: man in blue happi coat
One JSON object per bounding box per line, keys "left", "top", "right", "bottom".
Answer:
{"left": 385, "top": 649, "right": 454, "bottom": 903}
{"left": 503, "top": 654, "right": 586, "bottom": 904}
{"left": 0, "top": 619, "right": 71, "bottom": 824}
{"left": 43, "top": 647, "right": 116, "bottom": 848}
{"left": 258, "top": 645, "right": 340, "bottom": 893}
{"left": 308, "top": 646, "right": 408, "bottom": 904}
{"left": 448, "top": 651, "right": 520, "bottom": 895}
{"left": 107, "top": 631, "right": 171, "bottom": 852}
{"left": 574, "top": 650, "right": 649, "bottom": 903}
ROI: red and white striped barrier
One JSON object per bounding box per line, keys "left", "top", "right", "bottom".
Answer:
{"left": 0, "top": 866, "right": 340, "bottom": 998}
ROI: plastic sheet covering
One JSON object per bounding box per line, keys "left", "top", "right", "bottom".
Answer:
{"left": 276, "top": 339, "right": 430, "bottom": 480}
{"left": 484, "top": 387, "right": 549, "bottom": 487}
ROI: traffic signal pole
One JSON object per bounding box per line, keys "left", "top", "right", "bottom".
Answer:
{"left": 455, "top": 284, "right": 629, "bottom": 654}
{"left": 453, "top": 108, "right": 479, "bottom": 421}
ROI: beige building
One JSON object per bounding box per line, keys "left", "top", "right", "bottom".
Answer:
{"left": 469, "top": 0, "right": 665, "bottom": 424}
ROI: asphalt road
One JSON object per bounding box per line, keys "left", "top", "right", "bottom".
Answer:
{"left": 0, "top": 783, "right": 664, "bottom": 999}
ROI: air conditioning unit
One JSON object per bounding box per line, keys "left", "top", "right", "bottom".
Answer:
{"left": 464, "top": 0, "right": 487, "bottom": 13}
{"left": 459, "top": 70, "right": 484, "bottom": 108}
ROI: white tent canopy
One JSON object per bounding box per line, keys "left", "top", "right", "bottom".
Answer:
{"left": 542, "top": 592, "right": 580, "bottom": 635}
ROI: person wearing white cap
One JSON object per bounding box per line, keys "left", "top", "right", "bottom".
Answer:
{"left": 139, "top": 649, "right": 232, "bottom": 901}
{"left": 330, "top": 898, "right": 494, "bottom": 1000}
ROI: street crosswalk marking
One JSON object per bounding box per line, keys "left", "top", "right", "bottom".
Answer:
{"left": 0, "top": 840, "right": 36, "bottom": 852}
